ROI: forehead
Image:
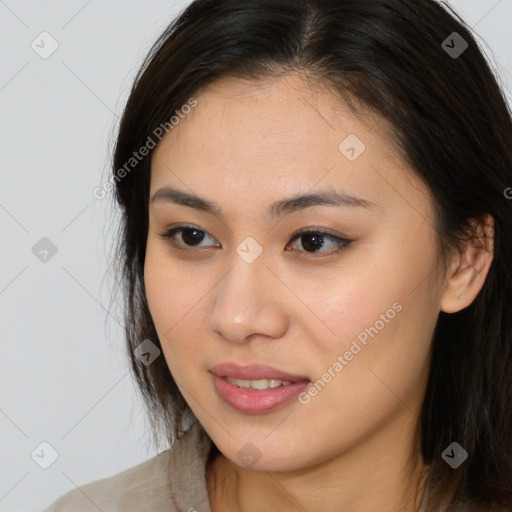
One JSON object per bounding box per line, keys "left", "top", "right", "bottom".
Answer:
{"left": 166, "top": 73, "right": 399, "bottom": 155}
{"left": 150, "top": 73, "right": 429, "bottom": 219}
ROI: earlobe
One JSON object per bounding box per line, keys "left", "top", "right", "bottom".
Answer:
{"left": 439, "top": 214, "right": 494, "bottom": 314}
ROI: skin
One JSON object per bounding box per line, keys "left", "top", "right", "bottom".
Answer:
{"left": 144, "top": 73, "right": 494, "bottom": 512}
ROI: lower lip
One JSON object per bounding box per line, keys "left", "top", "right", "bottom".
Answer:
{"left": 211, "top": 374, "right": 310, "bottom": 414}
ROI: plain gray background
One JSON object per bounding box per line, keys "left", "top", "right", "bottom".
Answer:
{"left": 1, "top": 1, "right": 511, "bottom": 511}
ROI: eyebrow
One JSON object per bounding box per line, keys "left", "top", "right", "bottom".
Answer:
{"left": 150, "top": 186, "right": 379, "bottom": 220}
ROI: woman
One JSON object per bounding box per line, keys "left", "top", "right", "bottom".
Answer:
{"left": 45, "top": 0, "right": 512, "bottom": 510}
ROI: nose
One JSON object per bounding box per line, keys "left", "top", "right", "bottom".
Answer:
{"left": 207, "top": 251, "right": 289, "bottom": 344}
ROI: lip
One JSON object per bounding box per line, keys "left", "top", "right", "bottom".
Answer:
{"left": 210, "top": 362, "right": 309, "bottom": 382}
{"left": 210, "top": 363, "right": 311, "bottom": 414}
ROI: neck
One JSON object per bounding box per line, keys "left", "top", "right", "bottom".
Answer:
{"left": 207, "top": 411, "right": 429, "bottom": 512}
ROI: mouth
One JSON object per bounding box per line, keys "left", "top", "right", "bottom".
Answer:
{"left": 224, "top": 376, "right": 297, "bottom": 390}
{"left": 210, "top": 362, "right": 311, "bottom": 413}
{"left": 210, "top": 362, "right": 309, "bottom": 381}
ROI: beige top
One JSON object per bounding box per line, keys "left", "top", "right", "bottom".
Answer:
{"left": 43, "top": 419, "right": 214, "bottom": 512}
{"left": 43, "top": 420, "right": 505, "bottom": 512}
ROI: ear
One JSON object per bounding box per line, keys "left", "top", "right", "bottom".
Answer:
{"left": 440, "top": 213, "right": 494, "bottom": 314}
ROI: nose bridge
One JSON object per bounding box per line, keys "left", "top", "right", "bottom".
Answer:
{"left": 207, "top": 244, "right": 288, "bottom": 343}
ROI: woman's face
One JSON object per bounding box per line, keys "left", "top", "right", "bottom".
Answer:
{"left": 145, "top": 74, "right": 446, "bottom": 472}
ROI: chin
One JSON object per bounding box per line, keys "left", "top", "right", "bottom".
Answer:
{"left": 227, "top": 450, "right": 301, "bottom": 473}
{"left": 211, "top": 430, "right": 320, "bottom": 473}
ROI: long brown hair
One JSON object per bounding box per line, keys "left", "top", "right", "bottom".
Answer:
{"left": 109, "top": 1, "right": 512, "bottom": 509}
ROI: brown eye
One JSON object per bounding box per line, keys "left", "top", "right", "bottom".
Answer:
{"left": 299, "top": 232, "right": 325, "bottom": 252}
{"left": 158, "top": 225, "right": 219, "bottom": 249}
{"left": 287, "top": 230, "right": 352, "bottom": 256}
{"left": 179, "top": 227, "right": 206, "bottom": 246}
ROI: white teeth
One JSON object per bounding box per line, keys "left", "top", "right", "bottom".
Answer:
{"left": 225, "top": 377, "right": 294, "bottom": 390}
{"left": 249, "top": 379, "right": 270, "bottom": 390}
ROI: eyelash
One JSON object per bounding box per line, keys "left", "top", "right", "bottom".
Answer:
{"left": 157, "top": 224, "right": 352, "bottom": 257}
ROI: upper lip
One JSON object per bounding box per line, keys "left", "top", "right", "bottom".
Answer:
{"left": 210, "top": 362, "right": 310, "bottom": 382}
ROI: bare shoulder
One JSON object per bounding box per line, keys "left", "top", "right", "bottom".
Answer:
{"left": 42, "top": 450, "right": 173, "bottom": 512}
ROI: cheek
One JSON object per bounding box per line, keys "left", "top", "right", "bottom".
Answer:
{"left": 307, "top": 272, "right": 434, "bottom": 425}
{"left": 307, "top": 240, "right": 434, "bottom": 391}
{"left": 310, "top": 269, "right": 394, "bottom": 357}
{"left": 144, "top": 244, "right": 205, "bottom": 335}
{"left": 318, "top": 228, "right": 437, "bottom": 358}
{"left": 144, "top": 251, "right": 175, "bottom": 331}
{"left": 143, "top": 244, "right": 213, "bottom": 380}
